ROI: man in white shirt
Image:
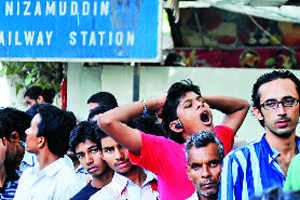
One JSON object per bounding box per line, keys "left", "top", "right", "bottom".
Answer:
{"left": 90, "top": 135, "right": 159, "bottom": 200}
{"left": 14, "top": 104, "right": 83, "bottom": 200}
{"left": 185, "top": 131, "right": 224, "bottom": 200}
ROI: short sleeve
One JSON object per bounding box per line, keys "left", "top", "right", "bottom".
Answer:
{"left": 214, "top": 125, "right": 234, "bottom": 155}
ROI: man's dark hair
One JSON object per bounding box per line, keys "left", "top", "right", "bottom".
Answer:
{"left": 42, "top": 88, "right": 56, "bottom": 104}
{"left": 24, "top": 86, "right": 56, "bottom": 104}
{"left": 87, "top": 92, "right": 118, "bottom": 108}
{"left": 251, "top": 70, "right": 300, "bottom": 127}
{"left": 69, "top": 121, "right": 107, "bottom": 153}
{"left": 127, "top": 112, "right": 167, "bottom": 137}
{"left": 24, "top": 86, "right": 43, "bottom": 100}
{"left": 0, "top": 108, "right": 32, "bottom": 142}
{"left": 88, "top": 104, "right": 116, "bottom": 121}
{"left": 185, "top": 130, "right": 224, "bottom": 163}
{"left": 36, "top": 104, "right": 76, "bottom": 157}
{"left": 161, "top": 79, "right": 201, "bottom": 144}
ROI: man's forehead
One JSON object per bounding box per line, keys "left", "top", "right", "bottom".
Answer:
{"left": 88, "top": 102, "right": 100, "bottom": 111}
{"left": 258, "top": 78, "right": 298, "bottom": 102}
{"left": 188, "top": 144, "right": 219, "bottom": 162}
{"left": 101, "top": 136, "right": 118, "bottom": 147}
{"left": 178, "top": 91, "right": 201, "bottom": 103}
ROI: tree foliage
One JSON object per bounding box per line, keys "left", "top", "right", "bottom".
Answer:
{"left": 0, "top": 62, "right": 65, "bottom": 95}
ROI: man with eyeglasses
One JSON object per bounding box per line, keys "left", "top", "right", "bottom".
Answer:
{"left": 219, "top": 70, "right": 300, "bottom": 200}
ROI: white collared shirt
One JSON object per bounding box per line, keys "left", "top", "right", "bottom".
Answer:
{"left": 89, "top": 169, "right": 159, "bottom": 200}
{"left": 186, "top": 191, "right": 199, "bottom": 200}
{"left": 14, "top": 157, "right": 83, "bottom": 200}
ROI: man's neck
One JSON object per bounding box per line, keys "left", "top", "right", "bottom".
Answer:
{"left": 92, "top": 169, "right": 114, "bottom": 189}
{"left": 198, "top": 192, "right": 217, "bottom": 200}
{"left": 265, "top": 132, "right": 297, "bottom": 155}
{"left": 15, "top": 143, "right": 25, "bottom": 170}
{"left": 124, "top": 166, "right": 146, "bottom": 187}
{"left": 36, "top": 149, "right": 60, "bottom": 170}
{"left": 265, "top": 131, "right": 298, "bottom": 177}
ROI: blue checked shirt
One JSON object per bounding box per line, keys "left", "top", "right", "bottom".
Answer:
{"left": 218, "top": 135, "right": 300, "bottom": 200}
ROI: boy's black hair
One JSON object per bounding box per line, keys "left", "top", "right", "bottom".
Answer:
{"left": 24, "top": 86, "right": 43, "bottom": 100}
{"left": 87, "top": 92, "right": 118, "bottom": 109}
{"left": 24, "top": 86, "right": 56, "bottom": 104}
{"left": 161, "top": 79, "right": 201, "bottom": 144}
{"left": 36, "top": 104, "right": 76, "bottom": 157}
{"left": 0, "top": 107, "right": 32, "bottom": 142}
{"left": 127, "top": 111, "right": 167, "bottom": 137}
{"left": 69, "top": 121, "right": 107, "bottom": 152}
{"left": 88, "top": 104, "right": 116, "bottom": 121}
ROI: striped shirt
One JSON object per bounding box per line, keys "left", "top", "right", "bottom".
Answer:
{"left": 218, "top": 135, "right": 300, "bottom": 200}
{"left": 0, "top": 176, "right": 19, "bottom": 200}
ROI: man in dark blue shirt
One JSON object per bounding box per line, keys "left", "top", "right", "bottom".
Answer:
{"left": 69, "top": 121, "right": 114, "bottom": 200}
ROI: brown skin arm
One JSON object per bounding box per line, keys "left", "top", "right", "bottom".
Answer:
{"left": 203, "top": 96, "right": 250, "bottom": 134}
{"left": 96, "top": 98, "right": 165, "bottom": 156}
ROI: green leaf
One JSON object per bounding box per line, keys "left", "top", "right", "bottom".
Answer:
{"left": 14, "top": 65, "right": 23, "bottom": 74}
{"left": 265, "top": 58, "right": 276, "bottom": 67}
{"left": 25, "top": 75, "right": 32, "bottom": 86}
{"left": 15, "top": 83, "right": 23, "bottom": 95}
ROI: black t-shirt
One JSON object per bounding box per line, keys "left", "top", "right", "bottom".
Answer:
{"left": 70, "top": 182, "right": 100, "bottom": 200}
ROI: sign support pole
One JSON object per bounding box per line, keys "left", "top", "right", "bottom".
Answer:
{"left": 133, "top": 63, "right": 140, "bottom": 101}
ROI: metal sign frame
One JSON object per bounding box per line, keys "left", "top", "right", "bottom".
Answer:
{"left": 0, "top": 0, "right": 162, "bottom": 62}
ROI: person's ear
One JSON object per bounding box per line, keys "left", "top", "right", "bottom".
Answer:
{"left": 252, "top": 107, "right": 264, "bottom": 121}
{"left": 169, "top": 119, "right": 183, "bottom": 133}
{"left": 37, "top": 136, "right": 46, "bottom": 149}
{"left": 37, "top": 95, "right": 44, "bottom": 104}
{"left": 9, "top": 131, "right": 20, "bottom": 143}
{"left": 186, "top": 165, "right": 192, "bottom": 181}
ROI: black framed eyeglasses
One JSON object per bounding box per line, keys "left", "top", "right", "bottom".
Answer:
{"left": 260, "top": 97, "right": 300, "bottom": 110}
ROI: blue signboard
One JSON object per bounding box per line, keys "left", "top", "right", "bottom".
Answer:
{"left": 0, "top": 0, "right": 162, "bottom": 62}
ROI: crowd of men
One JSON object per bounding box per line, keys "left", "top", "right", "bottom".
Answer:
{"left": 0, "top": 69, "right": 299, "bottom": 200}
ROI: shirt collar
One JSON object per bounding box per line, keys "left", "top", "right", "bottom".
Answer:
{"left": 261, "top": 135, "right": 300, "bottom": 164}
{"left": 111, "top": 169, "right": 157, "bottom": 195}
{"left": 33, "top": 157, "right": 66, "bottom": 177}
{"left": 21, "top": 150, "right": 36, "bottom": 167}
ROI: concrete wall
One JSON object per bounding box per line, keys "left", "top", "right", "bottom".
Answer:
{"left": 67, "top": 64, "right": 300, "bottom": 146}
{"left": 67, "top": 63, "right": 102, "bottom": 120}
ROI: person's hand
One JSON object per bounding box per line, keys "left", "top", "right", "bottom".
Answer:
{"left": 0, "top": 138, "right": 7, "bottom": 168}
{"left": 156, "top": 92, "right": 167, "bottom": 116}
{"left": 93, "top": 113, "right": 104, "bottom": 127}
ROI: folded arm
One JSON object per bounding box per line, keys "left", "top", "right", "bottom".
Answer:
{"left": 203, "top": 96, "right": 250, "bottom": 134}
{"left": 96, "top": 98, "right": 164, "bottom": 155}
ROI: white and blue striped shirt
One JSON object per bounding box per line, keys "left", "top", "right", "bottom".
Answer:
{"left": 218, "top": 135, "right": 300, "bottom": 200}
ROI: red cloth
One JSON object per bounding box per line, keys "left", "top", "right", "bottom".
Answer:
{"left": 129, "top": 125, "right": 234, "bottom": 200}
{"left": 60, "top": 78, "right": 67, "bottom": 109}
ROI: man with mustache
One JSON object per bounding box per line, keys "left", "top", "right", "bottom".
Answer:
{"left": 219, "top": 70, "right": 300, "bottom": 200}
{"left": 96, "top": 79, "right": 249, "bottom": 200}
{"left": 89, "top": 133, "right": 159, "bottom": 200}
{"left": 185, "top": 131, "right": 224, "bottom": 200}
